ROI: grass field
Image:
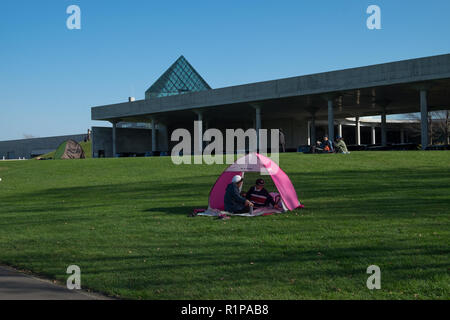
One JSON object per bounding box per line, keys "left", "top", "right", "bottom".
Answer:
{"left": 0, "top": 152, "right": 449, "bottom": 299}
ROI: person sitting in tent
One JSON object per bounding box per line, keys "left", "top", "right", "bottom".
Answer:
{"left": 224, "top": 175, "right": 254, "bottom": 213}
{"left": 245, "top": 178, "right": 281, "bottom": 209}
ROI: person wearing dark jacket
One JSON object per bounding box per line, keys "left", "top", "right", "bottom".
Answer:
{"left": 320, "top": 135, "right": 334, "bottom": 152}
{"left": 246, "top": 179, "right": 281, "bottom": 209}
{"left": 224, "top": 175, "right": 254, "bottom": 213}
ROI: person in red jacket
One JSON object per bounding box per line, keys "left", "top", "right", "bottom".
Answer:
{"left": 245, "top": 178, "right": 281, "bottom": 209}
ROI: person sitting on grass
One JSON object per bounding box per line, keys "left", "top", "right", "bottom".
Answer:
{"left": 311, "top": 140, "right": 323, "bottom": 153}
{"left": 224, "top": 175, "right": 254, "bottom": 213}
{"left": 246, "top": 178, "right": 281, "bottom": 209}
{"left": 320, "top": 135, "right": 334, "bottom": 153}
{"left": 335, "top": 136, "right": 350, "bottom": 154}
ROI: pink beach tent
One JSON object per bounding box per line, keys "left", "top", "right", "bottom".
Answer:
{"left": 208, "top": 153, "right": 301, "bottom": 211}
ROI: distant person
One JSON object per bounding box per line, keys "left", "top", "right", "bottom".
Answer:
{"left": 335, "top": 136, "right": 350, "bottom": 154}
{"left": 224, "top": 175, "right": 254, "bottom": 213}
{"left": 279, "top": 129, "right": 286, "bottom": 152}
{"left": 320, "top": 135, "right": 334, "bottom": 153}
{"left": 311, "top": 140, "right": 323, "bottom": 153}
{"left": 245, "top": 178, "right": 281, "bottom": 209}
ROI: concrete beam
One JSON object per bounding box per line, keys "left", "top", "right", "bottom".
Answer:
{"left": 92, "top": 54, "right": 450, "bottom": 121}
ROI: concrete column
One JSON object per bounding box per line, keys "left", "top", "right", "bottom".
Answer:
{"left": 400, "top": 129, "right": 405, "bottom": 144}
{"left": 310, "top": 115, "right": 316, "bottom": 146}
{"left": 203, "top": 120, "right": 209, "bottom": 150}
{"left": 381, "top": 112, "right": 387, "bottom": 147}
{"left": 158, "top": 122, "right": 168, "bottom": 154}
{"left": 255, "top": 105, "right": 262, "bottom": 150}
{"left": 371, "top": 126, "right": 376, "bottom": 145}
{"left": 355, "top": 117, "right": 361, "bottom": 145}
{"left": 328, "top": 100, "right": 334, "bottom": 141}
{"left": 195, "top": 111, "right": 203, "bottom": 155}
{"left": 111, "top": 121, "right": 117, "bottom": 157}
{"left": 337, "top": 123, "right": 343, "bottom": 137}
{"left": 307, "top": 121, "right": 311, "bottom": 146}
{"left": 151, "top": 118, "right": 158, "bottom": 154}
{"left": 420, "top": 90, "right": 429, "bottom": 150}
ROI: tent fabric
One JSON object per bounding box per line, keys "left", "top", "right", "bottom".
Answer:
{"left": 208, "top": 153, "right": 301, "bottom": 212}
{"left": 54, "top": 140, "right": 85, "bottom": 159}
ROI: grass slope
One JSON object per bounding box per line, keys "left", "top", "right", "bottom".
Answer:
{"left": 0, "top": 152, "right": 449, "bottom": 299}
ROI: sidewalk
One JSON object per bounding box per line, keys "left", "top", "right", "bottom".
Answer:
{"left": 0, "top": 265, "right": 110, "bottom": 300}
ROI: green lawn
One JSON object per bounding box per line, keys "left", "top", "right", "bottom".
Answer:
{"left": 0, "top": 152, "right": 449, "bottom": 299}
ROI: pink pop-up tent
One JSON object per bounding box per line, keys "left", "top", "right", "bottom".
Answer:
{"left": 208, "top": 153, "right": 301, "bottom": 212}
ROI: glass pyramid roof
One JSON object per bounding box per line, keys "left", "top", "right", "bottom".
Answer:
{"left": 145, "top": 55, "right": 211, "bottom": 99}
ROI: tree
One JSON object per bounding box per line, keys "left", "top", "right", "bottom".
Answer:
{"left": 431, "top": 110, "right": 450, "bottom": 145}
{"left": 405, "top": 110, "right": 450, "bottom": 145}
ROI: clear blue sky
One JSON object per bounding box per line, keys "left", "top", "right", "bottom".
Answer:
{"left": 1, "top": 0, "right": 449, "bottom": 140}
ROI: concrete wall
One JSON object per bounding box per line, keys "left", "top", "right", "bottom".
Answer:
{"left": 92, "top": 126, "right": 168, "bottom": 158}
{"left": 263, "top": 118, "right": 309, "bottom": 149}
{"left": 0, "top": 134, "right": 87, "bottom": 159}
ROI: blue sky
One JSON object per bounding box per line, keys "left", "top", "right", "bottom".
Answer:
{"left": 1, "top": 0, "right": 449, "bottom": 140}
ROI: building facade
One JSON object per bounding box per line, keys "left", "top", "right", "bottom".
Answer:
{"left": 91, "top": 54, "right": 450, "bottom": 157}
{"left": 0, "top": 133, "right": 87, "bottom": 160}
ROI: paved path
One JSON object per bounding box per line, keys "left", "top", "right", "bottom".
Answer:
{"left": 0, "top": 265, "right": 109, "bottom": 300}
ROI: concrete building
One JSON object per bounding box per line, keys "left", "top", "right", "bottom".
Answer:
{"left": 0, "top": 134, "right": 87, "bottom": 160}
{"left": 91, "top": 54, "right": 450, "bottom": 157}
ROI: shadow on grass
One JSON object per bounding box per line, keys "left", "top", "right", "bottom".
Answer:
{"left": 4, "top": 239, "right": 448, "bottom": 295}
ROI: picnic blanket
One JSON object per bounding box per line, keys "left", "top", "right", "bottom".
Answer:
{"left": 198, "top": 206, "right": 285, "bottom": 217}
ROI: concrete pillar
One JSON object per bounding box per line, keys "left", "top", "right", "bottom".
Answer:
{"left": 307, "top": 121, "right": 311, "bottom": 146}
{"left": 355, "top": 117, "right": 361, "bottom": 145}
{"left": 420, "top": 90, "right": 429, "bottom": 150}
{"left": 195, "top": 111, "right": 203, "bottom": 154}
{"left": 328, "top": 100, "right": 334, "bottom": 141}
{"left": 310, "top": 115, "right": 316, "bottom": 146}
{"left": 371, "top": 126, "right": 376, "bottom": 145}
{"left": 158, "top": 122, "right": 169, "bottom": 154}
{"left": 400, "top": 129, "right": 405, "bottom": 144}
{"left": 203, "top": 120, "right": 209, "bottom": 150}
{"left": 151, "top": 118, "right": 158, "bottom": 154}
{"left": 111, "top": 121, "right": 117, "bottom": 157}
{"left": 255, "top": 105, "right": 262, "bottom": 150}
{"left": 381, "top": 112, "right": 387, "bottom": 147}
{"left": 337, "top": 123, "right": 343, "bottom": 137}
